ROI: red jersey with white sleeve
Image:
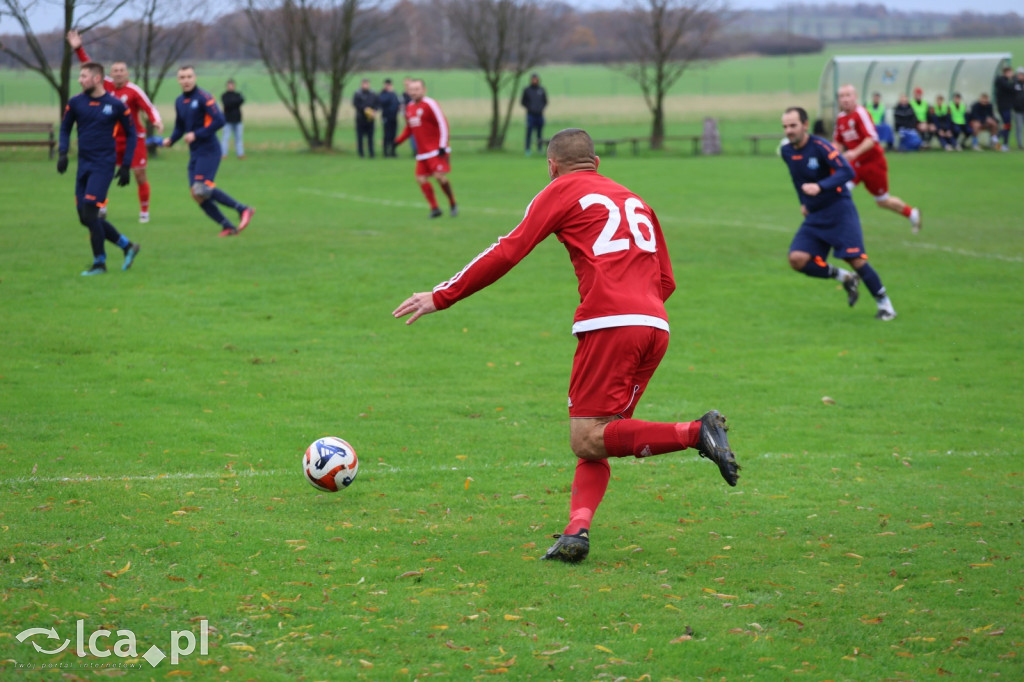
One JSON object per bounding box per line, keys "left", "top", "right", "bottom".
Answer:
{"left": 395, "top": 96, "right": 450, "bottom": 160}
{"left": 834, "top": 105, "right": 883, "bottom": 165}
{"left": 432, "top": 170, "right": 676, "bottom": 335}
{"left": 74, "top": 46, "right": 162, "bottom": 144}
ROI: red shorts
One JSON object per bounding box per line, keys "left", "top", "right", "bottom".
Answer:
{"left": 116, "top": 136, "right": 148, "bottom": 169}
{"left": 568, "top": 326, "right": 669, "bottom": 418}
{"left": 851, "top": 155, "right": 888, "bottom": 198}
{"left": 415, "top": 154, "right": 450, "bottom": 177}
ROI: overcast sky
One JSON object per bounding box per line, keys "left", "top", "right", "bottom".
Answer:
{"left": 12, "top": 0, "right": 1023, "bottom": 34}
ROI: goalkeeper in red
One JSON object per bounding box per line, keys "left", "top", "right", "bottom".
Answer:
{"left": 393, "top": 128, "right": 740, "bottom": 564}
{"left": 394, "top": 79, "right": 457, "bottom": 218}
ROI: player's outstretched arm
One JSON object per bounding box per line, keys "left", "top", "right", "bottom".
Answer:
{"left": 393, "top": 292, "right": 438, "bottom": 325}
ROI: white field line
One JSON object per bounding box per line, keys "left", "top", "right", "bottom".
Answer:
{"left": 300, "top": 189, "right": 1020, "bottom": 263}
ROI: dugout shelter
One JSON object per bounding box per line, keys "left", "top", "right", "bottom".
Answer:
{"left": 818, "top": 53, "right": 1013, "bottom": 134}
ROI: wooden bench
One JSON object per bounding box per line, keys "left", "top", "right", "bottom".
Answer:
{"left": 541, "top": 135, "right": 703, "bottom": 156}
{"left": 0, "top": 122, "right": 56, "bottom": 158}
{"left": 746, "top": 133, "right": 783, "bottom": 155}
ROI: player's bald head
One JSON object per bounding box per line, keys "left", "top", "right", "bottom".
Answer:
{"left": 547, "top": 128, "right": 596, "bottom": 166}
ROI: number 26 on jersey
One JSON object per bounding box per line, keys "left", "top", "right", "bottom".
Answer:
{"left": 580, "top": 193, "right": 657, "bottom": 256}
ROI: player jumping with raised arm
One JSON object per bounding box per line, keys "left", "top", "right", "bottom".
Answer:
{"left": 67, "top": 30, "right": 163, "bottom": 223}
{"left": 163, "top": 65, "right": 254, "bottom": 237}
{"left": 394, "top": 128, "right": 740, "bottom": 564}
{"left": 834, "top": 84, "right": 922, "bottom": 234}
{"left": 58, "top": 61, "right": 141, "bottom": 275}
{"left": 394, "top": 79, "right": 457, "bottom": 218}
{"left": 781, "top": 106, "right": 897, "bottom": 321}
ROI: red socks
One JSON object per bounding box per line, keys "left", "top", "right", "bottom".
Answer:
{"left": 603, "top": 419, "right": 700, "bottom": 458}
{"left": 565, "top": 458, "right": 610, "bottom": 536}
{"left": 419, "top": 182, "right": 438, "bottom": 209}
{"left": 138, "top": 181, "right": 150, "bottom": 213}
{"left": 900, "top": 205, "right": 912, "bottom": 218}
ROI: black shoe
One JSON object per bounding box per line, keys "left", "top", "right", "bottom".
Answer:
{"left": 429, "top": 208, "right": 443, "bottom": 219}
{"left": 843, "top": 272, "right": 860, "bottom": 307}
{"left": 449, "top": 204, "right": 458, "bottom": 217}
{"left": 697, "top": 410, "right": 740, "bottom": 486}
{"left": 540, "top": 528, "right": 590, "bottom": 563}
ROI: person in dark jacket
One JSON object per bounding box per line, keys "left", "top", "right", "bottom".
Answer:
{"left": 1012, "top": 67, "right": 1024, "bottom": 150}
{"left": 520, "top": 73, "right": 548, "bottom": 155}
{"left": 969, "top": 93, "right": 1000, "bottom": 150}
{"left": 353, "top": 79, "right": 379, "bottom": 158}
{"left": 220, "top": 79, "right": 245, "bottom": 159}
{"left": 993, "top": 65, "right": 1015, "bottom": 151}
{"left": 378, "top": 79, "right": 401, "bottom": 158}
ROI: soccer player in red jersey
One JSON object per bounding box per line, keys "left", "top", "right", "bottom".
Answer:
{"left": 67, "top": 30, "right": 163, "bottom": 223}
{"left": 834, "top": 84, "right": 922, "bottom": 234}
{"left": 393, "top": 128, "right": 740, "bottom": 564}
{"left": 394, "top": 79, "right": 457, "bottom": 218}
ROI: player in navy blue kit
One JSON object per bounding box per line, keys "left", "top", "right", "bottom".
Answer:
{"left": 779, "top": 107, "right": 896, "bottom": 321}
{"left": 58, "top": 62, "right": 141, "bottom": 276}
{"left": 163, "top": 65, "right": 254, "bottom": 237}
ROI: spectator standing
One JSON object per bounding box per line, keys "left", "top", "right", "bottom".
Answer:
{"left": 994, "top": 65, "right": 1015, "bottom": 152}
{"left": 352, "top": 78, "right": 379, "bottom": 158}
{"left": 521, "top": 72, "right": 548, "bottom": 155}
{"left": 1012, "top": 68, "right": 1024, "bottom": 150}
{"left": 969, "top": 93, "right": 1000, "bottom": 150}
{"left": 220, "top": 79, "right": 245, "bottom": 159}
{"left": 379, "top": 78, "right": 401, "bottom": 158}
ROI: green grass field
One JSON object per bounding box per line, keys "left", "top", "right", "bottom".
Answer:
{"left": 0, "top": 131, "right": 1020, "bottom": 680}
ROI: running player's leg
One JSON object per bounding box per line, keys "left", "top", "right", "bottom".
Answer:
{"left": 189, "top": 154, "right": 236, "bottom": 233}
{"left": 133, "top": 141, "right": 151, "bottom": 221}
{"left": 833, "top": 209, "right": 896, "bottom": 321}
{"left": 431, "top": 156, "right": 456, "bottom": 214}
{"left": 415, "top": 160, "right": 440, "bottom": 216}
{"left": 789, "top": 217, "right": 860, "bottom": 306}
{"left": 861, "top": 157, "right": 920, "bottom": 233}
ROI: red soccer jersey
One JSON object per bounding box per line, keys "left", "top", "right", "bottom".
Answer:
{"left": 432, "top": 170, "right": 676, "bottom": 335}
{"left": 75, "top": 46, "right": 162, "bottom": 141}
{"left": 834, "top": 105, "right": 883, "bottom": 164}
{"left": 395, "top": 96, "right": 450, "bottom": 160}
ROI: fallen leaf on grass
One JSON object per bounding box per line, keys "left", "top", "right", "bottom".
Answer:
{"left": 398, "top": 571, "right": 423, "bottom": 579}
{"left": 594, "top": 645, "right": 614, "bottom": 653}
{"left": 539, "top": 646, "right": 569, "bottom": 655}
{"left": 104, "top": 562, "right": 132, "bottom": 578}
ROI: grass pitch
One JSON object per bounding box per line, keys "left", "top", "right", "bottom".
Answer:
{"left": 0, "top": 142, "right": 1020, "bottom": 680}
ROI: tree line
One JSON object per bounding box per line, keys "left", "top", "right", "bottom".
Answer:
{"left": 2, "top": 0, "right": 1020, "bottom": 153}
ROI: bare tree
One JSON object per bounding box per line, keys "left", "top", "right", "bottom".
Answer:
{"left": 245, "top": 0, "right": 389, "bottom": 151}
{"left": 620, "top": 0, "right": 725, "bottom": 149}
{"left": 445, "top": 0, "right": 553, "bottom": 150}
{"left": 124, "top": 0, "right": 205, "bottom": 111}
{"left": 0, "top": 0, "right": 132, "bottom": 116}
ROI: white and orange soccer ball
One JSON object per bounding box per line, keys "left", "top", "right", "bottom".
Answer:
{"left": 303, "top": 437, "right": 359, "bottom": 492}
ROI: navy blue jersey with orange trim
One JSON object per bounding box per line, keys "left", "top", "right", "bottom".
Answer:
{"left": 779, "top": 134, "right": 854, "bottom": 214}
{"left": 169, "top": 86, "right": 224, "bottom": 156}
{"left": 59, "top": 91, "right": 136, "bottom": 169}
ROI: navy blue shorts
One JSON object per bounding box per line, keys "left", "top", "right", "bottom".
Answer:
{"left": 187, "top": 153, "right": 221, "bottom": 188}
{"left": 790, "top": 200, "right": 867, "bottom": 262}
{"left": 75, "top": 166, "right": 114, "bottom": 206}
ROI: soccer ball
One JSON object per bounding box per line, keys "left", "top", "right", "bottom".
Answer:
{"left": 303, "top": 437, "right": 359, "bottom": 492}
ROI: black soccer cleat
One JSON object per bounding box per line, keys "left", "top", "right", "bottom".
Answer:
{"left": 843, "top": 272, "right": 860, "bottom": 307}
{"left": 540, "top": 528, "right": 590, "bottom": 564}
{"left": 697, "top": 410, "right": 740, "bottom": 486}
{"left": 429, "top": 207, "right": 443, "bottom": 219}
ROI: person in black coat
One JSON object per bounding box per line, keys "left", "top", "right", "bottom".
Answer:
{"left": 378, "top": 79, "right": 401, "bottom": 158}
{"left": 353, "top": 79, "right": 380, "bottom": 158}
